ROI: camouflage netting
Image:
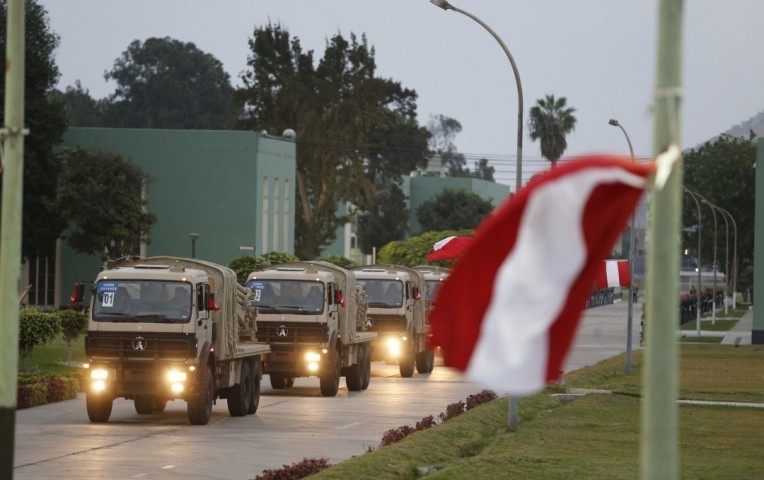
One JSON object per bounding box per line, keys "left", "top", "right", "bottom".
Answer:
{"left": 125, "top": 256, "right": 256, "bottom": 360}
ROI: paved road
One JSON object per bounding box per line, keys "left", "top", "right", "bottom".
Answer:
{"left": 14, "top": 301, "right": 639, "bottom": 480}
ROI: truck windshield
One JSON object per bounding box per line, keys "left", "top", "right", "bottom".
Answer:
{"left": 247, "top": 279, "right": 324, "bottom": 314}
{"left": 358, "top": 279, "right": 403, "bottom": 308}
{"left": 92, "top": 280, "right": 192, "bottom": 323}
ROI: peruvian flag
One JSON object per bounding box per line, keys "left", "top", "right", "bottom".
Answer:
{"left": 429, "top": 155, "right": 653, "bottom": 395}
{"left": 427, "top": 236, "right": 473, "bottom": 261}
{"left": 596, "top": 260, "right": 631, "bottom": 289}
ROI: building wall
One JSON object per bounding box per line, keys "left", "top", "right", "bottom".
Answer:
{"left": 56, "top": 128, "right": 295, "bottom": 307}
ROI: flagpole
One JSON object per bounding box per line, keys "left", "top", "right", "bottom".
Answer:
{"left": 643, "top": 0, "right": 684, "bottom": 478}
{"left": 0, "top": 0, "right": 26, "bottom": 477}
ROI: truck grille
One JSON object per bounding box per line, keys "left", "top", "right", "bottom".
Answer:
{"left": 368, "top": 315, "right": 406, "bottom": 333}
{"left": 86, "top": 332, "right": 197, "bottom": 361}
{"left": 256, "top": 321, "right": 328, "bottom": 344}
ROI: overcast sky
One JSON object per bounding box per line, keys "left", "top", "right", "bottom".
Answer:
{"left": 38, "top": 0, "right": 764, "bottom": 186}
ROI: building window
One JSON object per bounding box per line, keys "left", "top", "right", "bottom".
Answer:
{"left": 28, "top": 254, "right": 55, "bottom": 307}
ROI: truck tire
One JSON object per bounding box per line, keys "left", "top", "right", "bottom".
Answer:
{"left": 134, "top": 395, "right": 157, "bottom": 414}
{"left": 399, "top": 339, "right": 415, "bottom": 378}
{"left": 227, "top": 361, "right": 252, "bottom": 417}
{"left": 86, "top": 393, "right": 113, "bottom": 423}
{"left": 248, "top": 360, "right": 261, "bottom": 415}
{"left": 345, "top": 347, "right": 364, "bottom": 392}
{"left": 361, "top": 344, "right": 371, "bottom": 390}
{"left": 187, "top": 366, "right": 214, "bottom": 425}
{"left": 320, "top": 349, "right": 341, "bottom": 397}
{"left": 416, "top": 350, "right": 435, "bottom": 374}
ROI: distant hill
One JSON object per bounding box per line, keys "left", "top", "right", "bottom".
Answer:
{"left": 722, "top": 110, "right": 764, "bottom": 140}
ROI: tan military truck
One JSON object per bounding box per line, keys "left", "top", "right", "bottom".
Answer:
{"left": 245, "top": 261, "right": 375, "bottom": 397}
{"left": 413, "top": 265, "right": 451, "bottom": 315}
{"left": 82, "top": 256, "right": 270, "bottom": 425}
{"left": 352, "top": 265, "right": 434, "bottom": 377}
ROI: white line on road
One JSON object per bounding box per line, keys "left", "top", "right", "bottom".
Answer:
{"left": 335, "top": 422, "right": 364, "bottom": 430}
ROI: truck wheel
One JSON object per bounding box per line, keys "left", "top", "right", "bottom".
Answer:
{"left": 86, "top": 393, "right": 113, "bottom": 423}
{"left": 285, "top": 376, "right": 295, "bottom": 388}
{"left": 248, "top": 360, "right": 261, "bottom": 415}
{"left": 227, "top": 361, "right": 252, "bottom": 417}
{"left": 361, "top": 344, "right": 371, "bottom": 390}
{"left": 134, "top": 395, "right": 156, "bottom": 414}
{"left": 399, "top": 340, "right": 415, "bottom": 378}
{"left": 345, "top": 348, "right": 364, "bottom": 392}
{"left": 187, "top": 366, "right": 214, "bottom": 425}
{"left": 320, "top": 349, "right": 340, "bottom": 397}
{"left": 416, "top": 350, "right": 435, "bottom": 374}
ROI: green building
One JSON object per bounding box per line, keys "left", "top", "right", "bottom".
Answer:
{"left": 24, "top": 128, "right": 296, "bottom": 309}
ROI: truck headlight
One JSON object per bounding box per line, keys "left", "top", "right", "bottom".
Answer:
{"left": 386, "top": 338, "right": 401, "bottom": 357}
{"left": 167, "top": 370, "right": 187, "bottom": 383}
{"left": 92, "top": 380, "right": 106, "bottom": 392}
{"left": 91, "top": 368, "right": 108, "bottom": 380}
{"left": 305, "top": 352, "right": 321, "bottom": 362}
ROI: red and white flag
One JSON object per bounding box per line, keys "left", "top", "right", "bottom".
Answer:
{"left": 427, "top": 236, "right": 473, "bottom": 261}
{"left": 596, "top": 259, "right": 631, "bottom": 289}
{"left": 430, "top": 155, "right": 653, "bottom": 395}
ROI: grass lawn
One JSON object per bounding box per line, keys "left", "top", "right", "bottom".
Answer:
{"left": 22, "top": 334, "right": 86, "bottom": 376}
{"left": 311, "top": 344, "right": 764, "bottom": 480}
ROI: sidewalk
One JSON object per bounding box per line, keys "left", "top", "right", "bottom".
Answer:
{"left": 720, "top": 307, "right": 753, "bottom": 345}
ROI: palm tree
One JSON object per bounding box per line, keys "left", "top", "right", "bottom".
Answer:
{"left": 528, "top": 94, "right": 577, "bottom": 168}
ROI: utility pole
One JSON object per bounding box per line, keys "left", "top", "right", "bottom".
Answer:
{"left": 642, "top": 0, "right": 684, "bottom": 478}
{"left": 0, "top": 0, "right": 26, "bottom": 477}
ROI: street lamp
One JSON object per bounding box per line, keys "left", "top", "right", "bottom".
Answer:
{"left": 694, "top": 192, "right": 719, "bottom": 325}
{"left": 430, "top": 0, "right": 524, "bottom": 193}
{"left": 706, "top": 202, "right": 728, "bottom": 314}
{"left": 188, "top": 233, "right": 199, "bottom": 259}
{"left": 717, "top": 206, "right": 738, "bottom": 308}
{"left": 683, "top": 188, "right": 702, "bottom": 335}
{"left": 607, "top": 118, "right": 636, "bottom": 375}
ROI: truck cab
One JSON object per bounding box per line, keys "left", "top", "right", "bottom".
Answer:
{"left": 352, "top": 265, "right": 433, "bottom": 377}
{"left": 246, "top": 262, "right": 374, "bottom": 396}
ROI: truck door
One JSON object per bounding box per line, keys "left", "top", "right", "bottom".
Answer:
{"left": 196, "top": 283, "right": 213, "bottom": 346}
{"left": 327, "top": 283, "right": 339, "bottom": 330}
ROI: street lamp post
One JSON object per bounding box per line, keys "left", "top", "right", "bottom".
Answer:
{"left": 717, "top": 206, "right": 738, "bottom": 308}
{"left": 607, "top": 118, "right": 636, "bottom": 375}
{"left": 430, "top": 0, "right": 524, "bottom": 429}
{"left": 683, "top": 188, "right": 702, "bottom": 335}
{"left": 430, "top": 0, "right": 524, "bottom": 193}
{"left": 189, "top": 233, "right": 199, "bottom": 259}
{"left": 707, "top": 203, "right": 729, "bottom": 314}
{"left": 694, "top": 193, "right": 718, "bottom": 325}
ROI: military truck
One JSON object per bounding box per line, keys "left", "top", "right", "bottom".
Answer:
{"left": 81, "top": 256, "right": 270, "bottom": 425}
{"left": 413, "top": 265, "right": 451, "bottom": 315}
{"left": 352, "top": 265, "right": 434, "bottom": 377}
{"left": 245, "top": 261, "right": 375, "bottom": 397}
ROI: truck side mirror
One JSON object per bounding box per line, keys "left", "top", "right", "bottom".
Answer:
{"left": 334, "top": 290, "right": 345, "bottom": 307}
{"left": 413, "top": 287, "right": 421, "bottom": 300}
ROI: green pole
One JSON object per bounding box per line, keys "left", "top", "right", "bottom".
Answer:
{"left": 642, "top": 0, "right": 683, "bottom": 479}
{"left": 0, "top": 0, "right": 25, "bottom": 477}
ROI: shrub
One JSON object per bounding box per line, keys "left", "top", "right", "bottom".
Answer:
{"left": 466, "top": 390, "right": 498, "bottom": 410}
{"left": 380, "top": 424, "right": 416, "bottom": 447}
{"left": 17, "top": 382, "right": 47, "bottom": 409}
{"left": 439, "top": 400, "right": 466, "bottom": 422}
{"left": 253, "top": 458, "right": 331, "bottom": 480}
{"left": 17, "top": 373, "right": 83, "bottom": 409}
{"left": 415, "top": 415, "right": 437, "bottom": 430}
{"left": 317, "top": 254, "right": 356, "bottom": 268}
{"left": 18, "top": 308, "right": 60, "bottom": 367}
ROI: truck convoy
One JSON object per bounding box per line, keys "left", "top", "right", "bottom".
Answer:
{"left": 352, "top": 265, "right": 434, "bottom": 377}
{"left": 245, "top": 261, "right": 376, "bottom": 396}
{"left": 82, "top": 256, "right": 270, "bottom": 425}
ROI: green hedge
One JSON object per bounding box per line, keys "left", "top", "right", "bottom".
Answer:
{"left": 17, "top": 373, "right": 83, "bottom": 409}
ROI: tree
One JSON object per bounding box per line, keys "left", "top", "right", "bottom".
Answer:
{"left": 427, "top": 114, "right": 467, "bottom": 175}
{"left": 683, "top": 133, "right": 757, "bottom": 294}
{"left": 236, "top": 24, "right": 428, "bottom": 259}
{"left": 416, "top": 189, "right": 494, "bottom": 233}
{"left": 318, "top": 254, "right": 356, "bottom": 268}
{"left": 528, "top": 94, "right": 577, "bottom": 168}
{"left": 378, "top": 229, "right": 472, "bottom": 267}
{"left": 357, "top": 184, "right": 409, "bottom": 255}
{"left": 55, "top": 309, "right": 87, "bottom": 363}
{"left": 50, "top": 80, "right": 107, "bottom": 127}
{"left": 228, "top": 252, "right": 300, "bottom": 284}
{"left": 53, "top": 147, "right": 157, "bottom": 259}
{"left": 0, "top": 0, "right": 68, "bottom": 258}
{"left": 103, "top": 37, "right": 235, "bottom": 129}
{"left": 472, "top": 158, "right": 495, "bottom": 181}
